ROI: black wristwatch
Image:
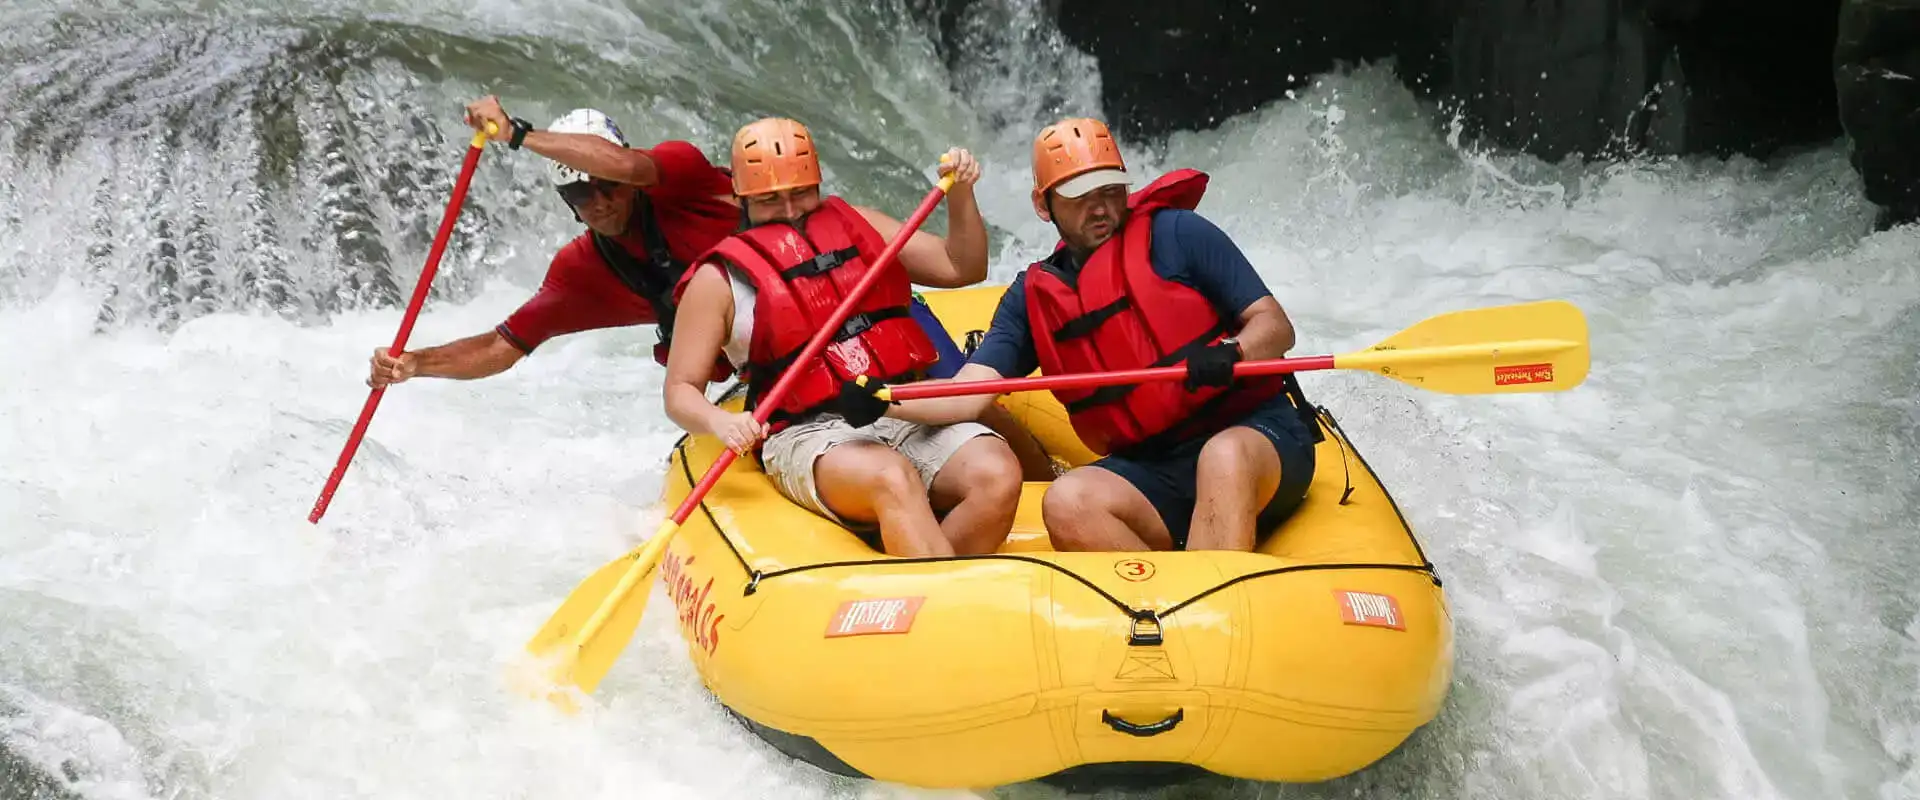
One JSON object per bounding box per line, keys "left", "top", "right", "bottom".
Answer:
{"left": 507, "top": 117, "right": 533, "bottom": 150}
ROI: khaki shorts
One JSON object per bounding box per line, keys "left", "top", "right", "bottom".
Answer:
{"left": 760, "top": 414, "right": 1000, "bottom": 529}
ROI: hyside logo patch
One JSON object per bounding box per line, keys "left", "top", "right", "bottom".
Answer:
{"left": 825, "top": 597, "right": 927, "bottom": 638}
{"left": 1334, "top": 590, "right": 1406, "bottom": 631}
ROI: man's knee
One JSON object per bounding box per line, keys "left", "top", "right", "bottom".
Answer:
{"left": 825, "top": 445, "right": 925, "bottom": 503}
{"left": 1198, "top": 427, "right": 1280, "bottom": 482}
{"left": 1041, "top": 470, "right": 1111, "bottom": 545}
{"left": 953, "top": 437, "right": 1023, "bottom": 504}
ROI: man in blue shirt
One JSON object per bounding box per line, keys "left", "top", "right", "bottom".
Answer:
{"left": 837, "top": 117, "right": 1318, "bottom": 553}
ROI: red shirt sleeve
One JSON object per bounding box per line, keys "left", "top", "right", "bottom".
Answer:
{"left": 496, "top": 235, "right": 657, "bottom": 354}
{"left": 640, "top": 140, "right": 735, "bottom": 201}
{"left": 636, "top": 140, "right": 742, "bottom": 265}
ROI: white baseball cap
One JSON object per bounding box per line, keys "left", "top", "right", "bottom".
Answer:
{"left": 1053, "top": 168, "right": 1133, "bottom": 198}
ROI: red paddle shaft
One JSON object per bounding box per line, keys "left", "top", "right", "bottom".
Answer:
{"left": 308, "top": 130, "right": 492, "bottom": 524}
{"left": 884, "top": 355, "right": 1337, "bottom": 401}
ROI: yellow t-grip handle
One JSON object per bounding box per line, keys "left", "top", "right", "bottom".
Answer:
{"left": 935, "top": 152, "right": 956, "bottom": 192}
{"left": 470, "top": 120, "right": 500, "bottom": 150}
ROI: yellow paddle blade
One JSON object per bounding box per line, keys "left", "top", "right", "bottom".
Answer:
{"left": 1334, "top": 300, "right": 1590, "bottom": 395}
{"left": 514, "top": 519, "right": 681, "bottom": 711}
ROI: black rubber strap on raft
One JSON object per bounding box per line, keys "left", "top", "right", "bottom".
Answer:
{"left": 747, "top": 553, "right": 1146, "bottom": 615}
{"left": 1316, "top": 407, "right": 1433, "bottom": 569}
{"left": 671, "top": 408, "right": 756, "bottom": 580}
{"left": 672, "top": 404, "right": 1441, "bottom": 625}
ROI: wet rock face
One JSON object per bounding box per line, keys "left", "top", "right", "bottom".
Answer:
{"left": 1041, "top": 0, "right": 1845, "bottom": 160}
{"left": 913, "top": 0, "right": 1912, "bottom": 224}
{"left": 1835, "top": 0, "right": 1920, "bottom": 229}
{"left": 1441, "top": 0, "right": 1843, "bottom": 160}
{"left": 1048, "top": 0, "right": 1423, "bottom": 139}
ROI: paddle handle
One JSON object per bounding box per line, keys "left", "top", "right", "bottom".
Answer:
{"left": 664, "top": 174, "right": 957, "bottom": 527}
{"left": 883, "top": 354, "right": 1335, "bottom": 401}
{"left": 308, "top": 125, "right": 495, "bottom": 524}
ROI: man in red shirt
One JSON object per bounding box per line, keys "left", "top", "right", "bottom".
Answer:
{"left": 368, "top": 98, "right": 1056, "bottom": 479}
{"left": 366, "top": 99, "right": 739, "bottom": 387}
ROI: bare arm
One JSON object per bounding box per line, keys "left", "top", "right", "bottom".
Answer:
{"left": 520, "top": 131, "right": 662, "bottom": 187}
{"left": 884, "top": 362, "right": 1007, "bottom": 426}
{"left": 849, "top": 148, "right": 989, "bottom": 288}
{"left": 1232, "top": 296, "right": 1296, "bottom": 361}
{"left": 663, "top": 265, "right": 734, "bottom": 432}
{"left": 463, "top": 94, "right": 661, "bottom": 186}
{"left": 664, "top": 265, "right": 769, "bottom": 453}
{"left": 368, "top": 331, "right": 523, "bottom": 387}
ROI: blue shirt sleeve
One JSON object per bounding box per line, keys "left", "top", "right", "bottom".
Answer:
{"left": 1148, "top": 209, "right": 1273, "bottom": 317}
{"left": 965, "top": 272, "right": 1040, "bottom": 378}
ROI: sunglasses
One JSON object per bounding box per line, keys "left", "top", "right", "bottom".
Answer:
{"left": 557, "top": 179, "right": 618, "bottom": 207}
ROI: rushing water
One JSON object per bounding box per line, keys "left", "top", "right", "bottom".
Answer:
{"left": 2, "top": 1, "right": 1917, "bottom": 798}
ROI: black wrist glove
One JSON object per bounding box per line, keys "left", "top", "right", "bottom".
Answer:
{"left": 1184, "top": 342, "right": 1242, "bottom": 390}
{"left": 837, "top": 376, "right": 897, "bottom": 428}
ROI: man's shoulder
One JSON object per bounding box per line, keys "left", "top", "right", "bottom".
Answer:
{"left": 1150, "top": 207, "right": 1220, "bottom": 239}
{"left": 554, "top": 230, "right": 599, "bottom": 259}
{"left": 640, "top": 139, "right": 704, "bottom": 159}
{"left": 1148, "top": 207, "right": 1243, "bottom": 272}
{"left": 544, "top": 231, "right": 611, "bottom": 274}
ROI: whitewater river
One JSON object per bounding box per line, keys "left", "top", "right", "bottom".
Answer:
{"left": 2, "top": 1, "right": 1916, "bottom": 798}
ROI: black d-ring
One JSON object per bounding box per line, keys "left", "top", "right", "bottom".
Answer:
{"left": 1101, "top": 708, "right": 1185, "bottom": 737}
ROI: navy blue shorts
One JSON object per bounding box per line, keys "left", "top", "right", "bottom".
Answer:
{"left": 1091, "top": 397, "right": 1317, "bottom": 550}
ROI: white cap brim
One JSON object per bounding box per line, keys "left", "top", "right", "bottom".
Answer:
{"left": 1054, "top": 168, "right": 1132, "bottom": 198}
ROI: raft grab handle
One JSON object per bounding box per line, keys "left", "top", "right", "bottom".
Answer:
{"left": 1128, "top": 611, "right": 1162, "bottom": 646}
{"left": 1102, "top": 708, "right": 1185, "bottom": 737}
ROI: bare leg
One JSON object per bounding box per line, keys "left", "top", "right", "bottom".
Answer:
{"left": 1183, "top": 427, "right": 1282, "bottom": 552}
{"left": 978, "top": 401, "right": 1055, "bottom": 482}
{"left": 927, "top": 436, "right": 1023, "bottom": 555}
{"left": 812, "top": 442, "right": 954, "bottom": 557}
{"left": 1040, "top": 466, "right": 1175, "bottom": 552}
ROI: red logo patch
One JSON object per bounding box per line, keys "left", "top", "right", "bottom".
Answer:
{"left": 1494, "top": 362, "right": 1555, "bottom": 386}
{"left": 1335, "top": 590, "right": 1406, "bottom": 631}
{"left": 825, "top": 597, "right": 926, "bottom": 638}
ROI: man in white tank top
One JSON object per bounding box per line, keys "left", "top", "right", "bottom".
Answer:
{"left": 662, "top": 118, "right": 1023, "bottom": 559}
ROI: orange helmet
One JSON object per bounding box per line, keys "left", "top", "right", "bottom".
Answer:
{"left": 1031, "top": 117, "right": 1131, "bottom": 199}
{"left": 730, "top": 117, "right": 822, "bottom": 196}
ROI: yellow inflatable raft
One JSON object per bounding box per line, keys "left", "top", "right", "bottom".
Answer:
{"left": 651, "top": 285, "right": 1453, "bottom": 790}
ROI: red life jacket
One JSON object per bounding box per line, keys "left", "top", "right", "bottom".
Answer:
{"left": 680, "top": 196, "right": 940, "bottom": 429}
{"left": 1025, "top": 168, "right": 1289, "bottom": 456}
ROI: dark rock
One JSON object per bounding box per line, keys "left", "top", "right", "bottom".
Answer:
{"left": 1641, "top": 0, "right": 1844, "bottom": 158}
{"left": 1835, "top": 0, "right": 1920, "bottom": 229}
{"left": 915, "top": 0, "right": 1911, "bottom": 214}
{"left": 1039, "top": 0, "right": 1846, "bottom": 160}
{"left": 919, "top": 0, "right": 1848, "bottom": 160}
{"left": 1048, "top": 0, "right": 1423, "bottom": 140}
{"left": 1440, "top": 0, "right": 1843, "bottom": 160}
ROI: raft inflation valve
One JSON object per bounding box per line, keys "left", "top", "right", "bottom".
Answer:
{"left": 1128, "top": 611, "right": 1163, "bottom": 646}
